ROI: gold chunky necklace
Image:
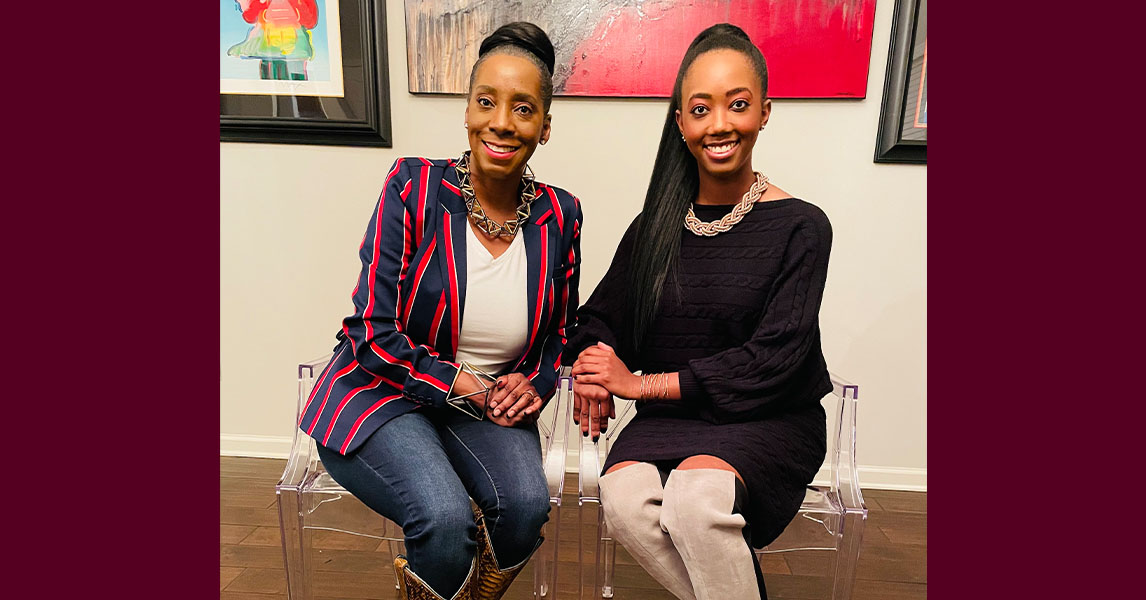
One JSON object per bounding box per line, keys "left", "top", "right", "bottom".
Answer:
{"left": 683, "top": 172, "right": 769, "bottom": 236}
{"left": 454, "top": 151, "right": 537, "bottom": 239}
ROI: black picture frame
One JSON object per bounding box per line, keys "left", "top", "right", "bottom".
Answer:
{"left": 875, "top": 0, "right": 926, "bottom": 164}
{"left": 220, "top": 0, "right": 392, "bottom": 147}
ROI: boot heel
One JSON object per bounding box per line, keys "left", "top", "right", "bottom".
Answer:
{"left": 393, "top": 555, "right": 409, "bottom": 598}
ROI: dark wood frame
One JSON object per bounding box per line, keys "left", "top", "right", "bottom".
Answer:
{"left": 220, "top": 0, "right": 392, "bottom": 147}
{"left": 874, "top": 0, "right": 926, "bottom": 164}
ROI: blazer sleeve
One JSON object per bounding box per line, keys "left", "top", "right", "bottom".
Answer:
{"left": 520, "top": 197, "right": 584, "bottom": 400}
{"left": 676, "top": 212, "right": 833, "bottom": 419}
{"left": 563, "top": 215, "right": 641, "bottom": 366}
{"left": 341, "top": 159, "right": 460, "bottom": 408}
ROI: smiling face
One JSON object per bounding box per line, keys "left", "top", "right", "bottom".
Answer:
{"left": 465, "top": 53, "right": 551, "bottom": 182}
{"left": 675, "top": 49, "right": 770, "bottom": 182}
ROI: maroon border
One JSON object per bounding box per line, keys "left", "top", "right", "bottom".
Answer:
{"left": 928, "top": 2, "right": 1143, "bottom": 597}
{"left": 5, "top": 5, "right": 219, "bottom": 597}
{"left": 13, "top": 1, "right": 1137, "bottom": 597}
{"left": 927, "top": 1, "right": 993, "bottom": 594}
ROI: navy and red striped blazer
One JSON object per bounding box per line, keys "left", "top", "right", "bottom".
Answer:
{"left": 299, "top": 157, "right": 583, "bottom": 455}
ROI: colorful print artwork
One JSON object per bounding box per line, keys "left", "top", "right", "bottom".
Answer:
{"left": 404, "top": 0, "right": 878, "bottom": 98}
{"left": 221, "top": 0, "right": 346, "bottom": 97}
{"left": 899, "top": 0, "right": 925, "bottom": 142}
{"left": 913, "top": 40, "right": 926, "bottom": 129}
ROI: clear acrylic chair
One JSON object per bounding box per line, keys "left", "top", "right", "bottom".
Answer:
{"left": 577, "top": 373, "right": 866, "bottom": 600}
{"left": 277, "top": 354, "right": 573, "bottom": 599}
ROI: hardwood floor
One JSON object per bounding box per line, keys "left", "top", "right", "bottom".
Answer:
{"left": 221, "top": 457, "right": 925, "bottom": 599}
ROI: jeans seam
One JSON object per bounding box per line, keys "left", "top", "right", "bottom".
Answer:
{"left": 348, "top": 451, "right": 407, "bottom": 520}
{"left": 444, "top": 424, "right": 502, "bottom": 535}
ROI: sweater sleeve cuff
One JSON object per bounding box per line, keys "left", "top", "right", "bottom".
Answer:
{"left": 560, "top": 340, "right": 585, "bottom": 366}
{"left": 677, "top": 368, "right": 706, "bottom": 403}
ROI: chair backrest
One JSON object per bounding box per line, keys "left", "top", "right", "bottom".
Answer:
{"left": 278, "top": 354, "right": 333, "bottom": 493}
{"left": 826, "top": 374, "right": 862, "bottom": 512}
{"left": 280, "top": 354, "right": 569, "bottom": 497}
{"left": 592, "top": 372, "right": 860, "bottom": 506}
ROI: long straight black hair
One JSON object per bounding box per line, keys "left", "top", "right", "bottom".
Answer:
{"left": 628, "top": 24, "right": 770, "bottom": 352}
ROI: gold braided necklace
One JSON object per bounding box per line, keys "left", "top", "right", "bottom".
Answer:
{"left": 454, "top": 151, "right": 537, "bottom": 239}
{"left": 683, "top": 172, "right": 770, "bottom": 236}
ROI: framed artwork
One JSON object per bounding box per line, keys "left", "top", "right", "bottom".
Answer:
{"left": 874, "top": 0, "right": 926, "bottom": 163}
{"left": 220, "top": 0, "right": 392, "bottom": 147}
{"left": 404, "top": 0, "right": 878, "bottom": 98}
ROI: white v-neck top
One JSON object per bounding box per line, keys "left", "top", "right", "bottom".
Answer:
{"left": 454, "top": 223, "right": 530, "bottom": 376}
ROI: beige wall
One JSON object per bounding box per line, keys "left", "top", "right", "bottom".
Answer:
{"left": 221, "top": 0, "right": 926, "bottom": 490}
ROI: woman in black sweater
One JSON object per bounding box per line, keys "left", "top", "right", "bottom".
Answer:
{"left": 566, "top": 24, "right": 832, "bottom": 600}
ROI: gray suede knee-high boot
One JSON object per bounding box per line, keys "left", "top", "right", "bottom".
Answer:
{"left": 600, "top": 463, "right": 697, "bottom": 600}
{"left": 661, "top": 469, "right": 762, "bottom": 600}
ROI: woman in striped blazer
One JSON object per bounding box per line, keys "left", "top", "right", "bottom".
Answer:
{"left": 298, "top": 23, "right": 582, "bottom": 600}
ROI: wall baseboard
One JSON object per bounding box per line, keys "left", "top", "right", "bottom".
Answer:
{"left": 221, "top": 434, "right": 926, "bottom": 491}
{"left": 221, "top": 434, "right": 293, "bottom": 459}
{"left": 810, "top": 464, "right": 927, "bottom": 492}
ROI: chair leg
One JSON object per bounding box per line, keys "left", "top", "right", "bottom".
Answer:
{"left": 278, "top": 490, "right": 315, "bottom": 600}
{"left": 533, "top": 546, "right": 548, "bottom": 598}
{"left": 532, "top": 499, "right": 560, "bottom": 598}
{"left": 389, "top": 540, "right": 405, "bottom": 590}
{"left": 599, "top": 522, "right": 615, "bottom": 599}
{"left": 577, "top": 496, "right": 605, "bottom": 600}
{"left": 830, "top": 511, "right": 867, "bottom": 600}
{"left": 551, "top": 502, "right": 561, "bottom": 597}
{"left": 584, "top": 499, "right": 615, "bottom": 599}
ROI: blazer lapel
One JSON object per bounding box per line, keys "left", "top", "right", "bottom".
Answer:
{"left": 440, "top": 165, "right": 560, "bottom": 371}
{"left": 514, "top": 195, "right": 558, "bottom": 371}
{"left": 437, "top": 165, "right": 469, "bottom": 359}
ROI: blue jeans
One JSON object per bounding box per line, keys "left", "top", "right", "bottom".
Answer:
{"left": 316, "top": 408, "right": 550, "bottom": 597}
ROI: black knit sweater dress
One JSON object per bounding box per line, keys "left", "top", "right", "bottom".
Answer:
{"left": 566, "top": 198, "right": 833, "bottom": 548}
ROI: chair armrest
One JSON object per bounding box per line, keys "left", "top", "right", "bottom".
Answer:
{"left": 541, "top": 368, "right": 573, "bottom": 501}
{"left": 578, "top": 394, "right": 638, "bottom": 503}
{"left": 578, "top": 421, "right": 602, "bottom": 503}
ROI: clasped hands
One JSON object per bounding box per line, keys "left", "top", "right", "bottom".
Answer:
{"left": 455, "top": 371, "right": 543, "bottom": 427}
{"left": 571, "top": 342, "right": 641, "bottom": 440}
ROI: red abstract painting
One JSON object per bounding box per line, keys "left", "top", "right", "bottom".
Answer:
{"left": 405, "top": 0, "right": 878, "bottom": 99}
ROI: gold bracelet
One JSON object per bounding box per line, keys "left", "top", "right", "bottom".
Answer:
{"left": 638, "top": 372, "right": 674, "bottom": 402}
{"left": 446, "top": 361, "right": 497, "bottom": 420}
